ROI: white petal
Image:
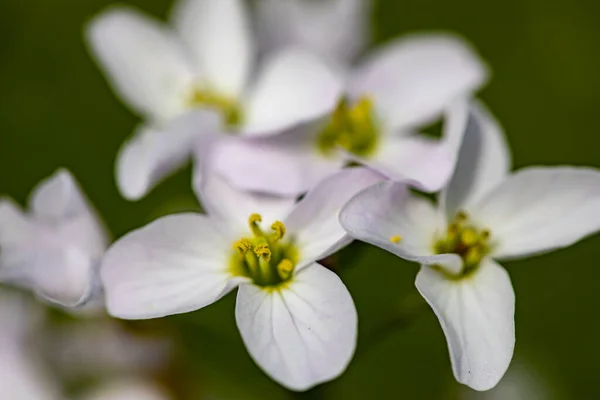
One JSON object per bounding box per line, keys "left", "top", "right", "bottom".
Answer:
{"left": 194, "top": 172, "right": 297, "bottom": 236}
{"left": 243, "top": 50, "right": 344, "bottom": 136}
{"left": 471, "top": 166, "right": 600, "bottom": 259}
{"left": 80, "top": 379, "right": 170, "bottom": 400}
{"left": 235, "top": 263, "right": 357, "bottom": 391}
{"left": 0, "top": 345, "right": 60, "bottom": 400}
{"left": 86, "top": 7, "right": 195, "bottom": 121}
{"left": 255, "top": 0, "right": 369, "bottom": 65}
{"left": 339, "top": 181, "right": 463, "bottom": 274}
{"left": 210, "top": 121, "right": 345, "bottom": 196}
{"left": 349, "top": 33, "right": 488, "bottom": 129}
{"left": 172, "top": 0, "right": 253, "bottom": 98}
{"left": 441, "top": 100, "right": 511, "bottom": 217}
{"left": 0, "top": 198, "right": 32, "bottom": 248}
{"left": 100, "top": 213, "right": 241, "bottom": 319}
{"left": 284, "top": 168, "right": 384, "bottom": 264}
{"left": 116, "top": 111, "right": 221, "bottom": 201}
{"left": 415, "top": 258, "right": 515, "bottom": 391}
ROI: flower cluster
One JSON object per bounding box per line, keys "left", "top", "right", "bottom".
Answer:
{"left": 2, "top": 0, "right": 600, "bottom": 396}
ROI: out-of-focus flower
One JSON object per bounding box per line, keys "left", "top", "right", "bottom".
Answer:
{"left": 0, "top": 169, "right": 109, "bottom": 308}
{"left": 339, "top": 101, "right": 600, "bottom": 390}
{"left": 86, "top": 0, "right": 342, "bottom": 200}
{"left": 100, "top": 168, "right": 382, "bottom": 390}
{"left": 212, "top": 34, "right": 486, "bottom": 196}
{"left": 79, "top": 379, "right": 171, "bottom": 400}
{"left": 255, "top": 0, "right": 370, "bottom": 66}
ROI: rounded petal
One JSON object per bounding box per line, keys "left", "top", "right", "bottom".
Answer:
{"left": 172, "top": 0, "right": 253, "bottom": 98}
{"left": 349, "top": 33, "right": 488, "bottom": 129}
{"left": 243, "top": 50, "right": 344, "bottom": 136}
{"left": 255, "top": 0, "right": 369, "bottom": 65}
{"left": 416, "top": 258, "right": 515, "bottom": 391}
{"left": 339, "top": 181, "right": 463, "bottom": 274}
{"left": 116, "top": 111, "right": 220, "bottom": 201}
{"left": 86, "top": 6, "right": 195, "bottom": 120}
{"left": 471, "top": 166, "right": 600, "bottom": 259}
{"left": 235, "top": 263, "right": 357, "bottom": 391}
{"left": 210, "top": 121, "right": 344, "bottom": 196}
{"left": 284, "top": 167, "right": 384, "bottom": 264}
{"left": 80, "top": 379, "right": 170, "bottom": 400}
{"left": 441, "top": 100, "right": 511, "bottom": 217}
{"left": 194, "top": 171, "right": 297, "bottom": 235}
{"left": 100, "top": 213, "right": 240, "bottom": 319}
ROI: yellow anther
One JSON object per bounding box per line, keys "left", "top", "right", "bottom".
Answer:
{"left": 253, "top": 243, "right": 271, "bottom": 261}
{"left": 460, "top": 228, "right": 479, "bottom": 246}
{"left": 248, "top": 213, "right": 264, "bottom": 237}
{"left": 464, "top": 246, "right": 483, "bottom": 267}
{"left": 390, "top": 235, "right": 402, "bottom": 244}
{"left": 481, "top": 229, "right": 491, "bottom": 239}
{"left": 234, "top": 239, "right": 253, "bottom": 254}
{"left": 271, "top": 221, "right": 286, "bottom": 241}
{"left": 456, "top": 211, "right": 469, "bottom": 221}
{"left": 277, "top": 259, "right": 294, "bottom": 281}
{"left": 350, "top": 97, "right": 374, "bottom": 124}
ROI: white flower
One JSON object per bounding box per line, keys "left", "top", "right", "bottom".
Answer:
{"left": 100, "top": 168, "right": 382, "bottom": 390}
{"left": 255, "top": 0, "right": 370, "bottom": 66}
{"left": 212, "top": 33, "right": 487, "bottom": 196}
{"left": 86, "top": 0, "right": 342, "bottom": 200}
{"left": 0, "top": 169, "right": 109, "bottom": 308}
{"left": 339, "top": 101, "right": 600, "bottom": 390}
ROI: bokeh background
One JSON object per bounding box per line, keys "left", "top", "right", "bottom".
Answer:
{"left": 1, "top": 0, "right": 599, "bottom": 398}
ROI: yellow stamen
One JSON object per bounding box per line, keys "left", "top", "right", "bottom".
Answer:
{"left": 277, "top": 259, "right": 294, "bottom": 281}
{"left": 253, "top": 243, "right": 271, "bottom": 262}
{"left": 234, "top": 239, "right": 253, "bottom": 254}
{"left": 464, "top": 246, "right": 482, "bottom": 267}
{"left": 390, "top": 235, "right": 402, "bottom": 244}
{"left": 271, "top": 221, "right": 286, "bottom": 242}
{"left": 248, "top": 213, "right": 264, "bottom": 237}
{"left": 460, "top": 228, "right": 478, "bottom": 246}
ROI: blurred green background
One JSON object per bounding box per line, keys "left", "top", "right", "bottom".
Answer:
{"left": 1, "top": 0, "right": 599, "bottom": 398}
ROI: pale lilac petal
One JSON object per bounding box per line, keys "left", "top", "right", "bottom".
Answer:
{"left": 100, "top": 213, "right": 242, "bottom": 319}
{"left": 116, "top": 111, "right": 220, "bottom": 201}
{"left": 86, "top": 6, "right": 195, "bottom": 121}
{"left": 172, "top": 0, "right": 253, "bottom": 98}
{"left": 284, "top": 167, "right": 384, "bottom": 265}
{"left": 349, "top": 33, "right": 488, "bottom": 129}
{"left": 236, "top": 262, "right": 357, "bottom": 391}
{"left": 441, "top": 100, "right": 511, "bottom": 217}
{"left": 339, "top": 181, "right": 463, "bottom": 274}
{"left": 243, "top": 50, "right": 343, "bottom": 136}
{"left": 471, "top": 167, "right": 600, "bottom": 259}
{"left": 416, "top": 258, "right": 515, "bottom": 391}
{"left": 210, "top": 121, "right": 344, "bottom": 196}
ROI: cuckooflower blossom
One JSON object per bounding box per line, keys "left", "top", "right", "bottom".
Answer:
{"left": 0, "top": 169, "right": 109, "bottom": 308}
{"left": 212, "top": 33, "right": 487, "bottom": 196}
{"left": 255, "top": 0, "right": 370, "bottom": 67}
{"left": 100, "top": 168, "right": 382, "bottom": 390}
{"left": 339, "top": 101, "right": 600, "bottom": 390}
{"left": 86, "top": 0, "right": 342, "bottom": 200}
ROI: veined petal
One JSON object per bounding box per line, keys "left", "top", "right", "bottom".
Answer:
{"left": 100, "top": 213, "right": 241, "bottom": 319}
{"left": 171, "top": 0, "right": 253, "bottom": 98}
{"left": 471, "top": 167, "right": 600, "bottom": 259}
{"left": 441, "top": 100, "right": 511, "bottom": 217}
{"left": 255, "top": 0, "right": 369, "bottom": 65}
{"left": 86, "top": 6, "right": 195, "bottom": 121}
{"left": 235, "top": 263, "right": 357, "bottom": 391}
{"left": 284, "top": 167, "right": 384, "bottom": 265}
{"left": 339, "top": 181, "right": 463, "bottom": 273}
{"left": 80, "top": 379, "right": 170, "bottom": 400}
{"left": 415, "top": 258, "right": 515, "bottom": 391}
{"left": 210, "top": 121, "right": 344, "bottom": 196}
{"left": 194, "top": 172, "right": 297, "bottom": 236}
{"left": 243, "top": 50, "right": 344, "bottom": 136}
{"left": 116, "top": 110, "right": 221, "bottom": 201}
{"left": 349, "top": 33, "right": 488, "bottom": 130}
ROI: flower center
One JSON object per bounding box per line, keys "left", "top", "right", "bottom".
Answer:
{"left": 433, "top": 211, "right": 492, "bottom": 277}
{"left": 189, "top": 88, "right": 243, "bottom": 129}
{"left": 316, "top": 96, "right": 379, "bottom": 157}
{"left": 230, "top": 214, "right": 299, "bottom": 287}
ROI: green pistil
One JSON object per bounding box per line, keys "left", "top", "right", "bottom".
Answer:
{"left": 316, "top": 97, "right": 379, "bottom": 157}
{"left": 230, "top": 214, "right": 299, "bottom": 288}
{"left": 190, "top": 88, "right": 243, "bottom": 128}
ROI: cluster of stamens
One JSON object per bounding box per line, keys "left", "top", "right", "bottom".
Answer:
{"left": 317, "top": 96, "right": 379, "bottom": 157}
{"left": 189, "top": 88, "right": 243, "bottom": 128}
{"left": 230, "top": 214, "right": 298, "bottom": 287}
{"left": 434, "top": 211, "right": 492, "bottom": 276}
